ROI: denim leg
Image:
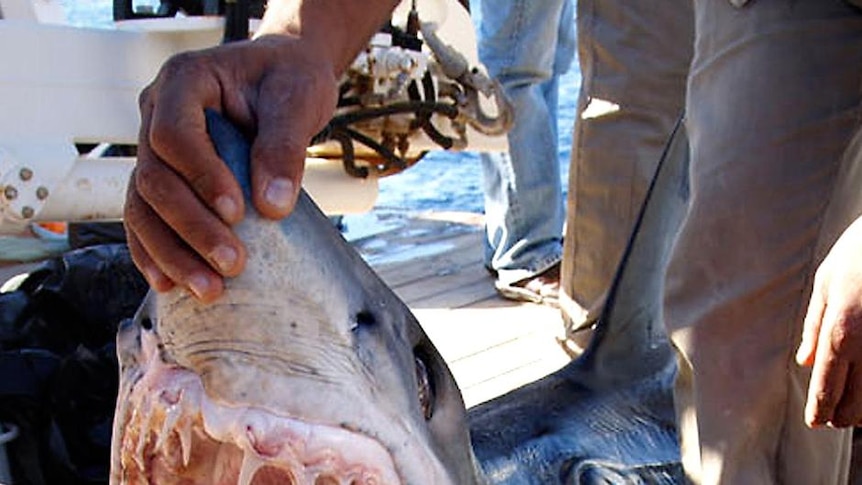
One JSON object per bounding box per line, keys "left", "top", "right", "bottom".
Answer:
{"left": 476, "top": 0, "right": 575, "bottom": 285}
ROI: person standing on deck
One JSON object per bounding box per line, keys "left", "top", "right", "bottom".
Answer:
{"left": 123, "top": 0, "right": 862, "bottom": 483}
{"left": 472, "top": 0, "right": 575, "bottom": 307}
{"left": 559, "top": 3, "right": 691, "bottom": 350}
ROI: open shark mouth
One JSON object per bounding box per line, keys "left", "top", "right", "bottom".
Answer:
{"left": 116, "top": 363, "right": 401, "bottom": 485}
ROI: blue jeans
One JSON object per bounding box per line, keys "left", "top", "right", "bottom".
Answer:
{"left": 475, "top": 0, "right": 575, "bottom": 286}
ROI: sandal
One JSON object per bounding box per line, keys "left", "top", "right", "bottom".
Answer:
{"left": 495, "top": 263, "right": 561, "bottom": 308}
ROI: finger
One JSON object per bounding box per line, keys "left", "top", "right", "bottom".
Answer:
{"left": 127, "top": 93, "right": 174, "bottom": 292}
{"left": 125, "top": 214, "right": 174, "bottom": 292}
{"left": 831, "top": 364, "right": 862, "bottom": 427}
{"left": 797, "top": 282, "right": 827, "bottom": 366}
{"left": 134, "top": 146, "right": 247, "bottom": 279}
{"left": 805, "top": 319, "right": 850, "bottom": 427}
{"left": 125, "top": 177, "right": 225, "bottom": 302}
{"left": 147, "top": 57, "right": 245, "bottom": 226}
{"left": 138, "top": 86, "right": 248, "bottom": 276}
{"left": 249, "top": 73, "right": 334, "bottom": 219}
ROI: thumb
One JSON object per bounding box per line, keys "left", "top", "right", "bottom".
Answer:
{"left": 250, "top": 101, "right": 312, "bottom": 219}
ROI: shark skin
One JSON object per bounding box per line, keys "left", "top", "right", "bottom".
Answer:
{"left": 110, "top": 110, "right": 486, "bottom": 485}
{"left": 111, "top": 111, "right": 688, "bottom": 484}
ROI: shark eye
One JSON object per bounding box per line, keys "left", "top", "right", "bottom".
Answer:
{"left": 415, "top": 355, "right": 434, "bottom": 420}
{"left": 355, "top": 310, "right": 376, "bottom": 327}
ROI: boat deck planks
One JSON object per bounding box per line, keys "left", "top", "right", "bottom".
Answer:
{"left": 356, "top": 211, "right": 571, "bottom": 408}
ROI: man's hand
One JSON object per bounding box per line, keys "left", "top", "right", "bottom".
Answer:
{"left": 796, "top": 215, "right": 862, "bottom": 427}
{"left": 124, "top": 36, "right": 339, "bottom": 302}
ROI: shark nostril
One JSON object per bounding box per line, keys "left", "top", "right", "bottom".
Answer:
{"left": 355, "top": 310, "right": 376, "bottom": 327}
{"left": 140, "top": 317, "right": 153, "bottom": 330}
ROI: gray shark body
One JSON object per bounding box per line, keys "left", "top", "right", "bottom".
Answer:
{"left": 110, "top": 111, "right": 484, "bottom": 485}
{"left": 111, "top": 112, "right": 690, "bottom": 484}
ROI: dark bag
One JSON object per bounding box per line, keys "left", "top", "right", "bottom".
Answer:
{"left": 0, "top": 244, "right": 147, "bottom": 484}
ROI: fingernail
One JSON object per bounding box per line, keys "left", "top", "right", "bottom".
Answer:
{"left": 215, "top": 195, "right": 239, "bottom": 222}
{"left": 264, "top": 178, "right": 295, "bottom": 211}
{"left": 188, "top": 274, "right": 212, "bottom": 300}
{"left": 144, "top": 267, "right": 166, "bottom": 289}
{"left": 210, "top": 245, "right": 238, "bottom": 273}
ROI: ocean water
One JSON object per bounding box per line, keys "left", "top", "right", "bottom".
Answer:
{"left": 60, "top": 0, "right": 581, "bottom": 240}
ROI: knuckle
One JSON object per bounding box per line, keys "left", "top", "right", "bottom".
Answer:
{"left": 146, "top": 121, "right": 175, "bottom": 156}
{"left": 123, "top": 189, "right": 145, "bottom": 223}
{"left": 814, "top": 390, "right": 836, "bottom": 410}
{"left": 134, "top": 162, "right": 170, "bottom": 204}
{"left": 138, "top": 85, "right": 153, "bottom": 110}
{"left": 829, "top": 316, "right": 862, "bottom": 355}
{"left": 161, "top": 51, "right": 199, "bottom": 77}
{"left": 186, "top": 170, "right": 217, "bottom": 199}
{"left": 252, "top": 136, "right": 306, "bottom": 167}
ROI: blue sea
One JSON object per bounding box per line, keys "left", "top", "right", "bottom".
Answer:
{"left": 61, "top": 0, "right": 581, "bottom": 240}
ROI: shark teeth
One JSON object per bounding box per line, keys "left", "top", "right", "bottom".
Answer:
{"left": 154, "top": 403, "right": 180, "bottom": 453}
{"left": 120, "top": 363, "right": 401, "bottom": 484}
{"left": 178, "top": 416, "right": 193, "bottom": 467}
{"left": 132, "top": 395, "right": 153, "bottom": 471}
{"left": 237, "top": 446, "right": 266, "bottom": 485}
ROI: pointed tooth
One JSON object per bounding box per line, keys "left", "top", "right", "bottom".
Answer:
{"left": 155, "top": 405, "right": 181, "bottom": 452}
{"left": 178, "top": 418, "right": 193, "bottom": 467}
{"left": 238, "top": 448, "right": 265, "bottom": 485}
{"left": 133, "top": 398, "right": 154, "bottom": 469}
{"left": 312, "top": 472, "right": 346, "bottom": 485}
{"left": 131, "top": 436, "right": 146, "bottom": 471}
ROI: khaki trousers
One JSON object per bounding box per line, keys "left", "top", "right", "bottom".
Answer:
{"left": 562, "top": 0, "right": 862, "bottom": 483}
{"left": 666, "top": 1, "right": 862, "bottom": 483}
{"left": 561, "top": 0, "right": 693, "bottom": 333}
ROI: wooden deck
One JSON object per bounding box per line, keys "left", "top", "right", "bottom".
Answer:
{"left": 353, "top": 211, "right": 572, "bottom": 408}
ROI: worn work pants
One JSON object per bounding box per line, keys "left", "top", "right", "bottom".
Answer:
{"left": 665, "top": 1, "right": 862, "bottom": 483}
{"left": 561, "top": 0, "right": 862, "bottom": 483}
{"left": 560, "top": 0, "right": 692, "bottom": 331}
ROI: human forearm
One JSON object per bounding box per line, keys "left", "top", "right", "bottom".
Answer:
{"left": 254, "top": 0, "right": 400, "bottom": 74}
